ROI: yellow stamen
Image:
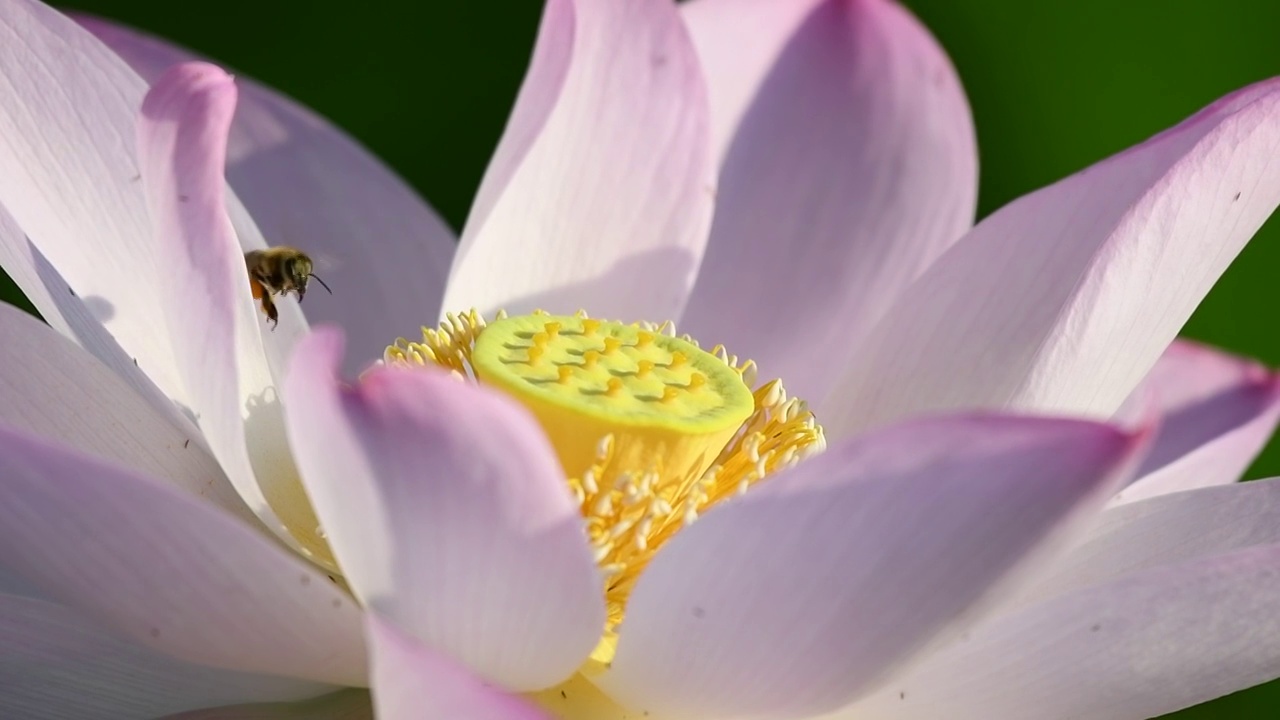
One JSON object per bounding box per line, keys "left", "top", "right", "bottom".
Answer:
{"left": 384, "top": 311, "right": 825, "bottom": 668}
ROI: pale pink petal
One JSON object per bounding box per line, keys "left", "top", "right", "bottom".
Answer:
{"left": 847, "top": 543, "right": 1280, "bottom": 720}
{"left": 366, "top": 615, "right": 550, "bottom": 720}
{"left": 0, "top": 0, "right": 188, "bottom": 403}
{"left": 162, "top": 691, "right": 373, "bottom": 720}
{"left": 679, "top": 0, "right": 977, "bottom": 405}
{"left": 0, "top": 425, "right": 366, "bottom": 686}
{"left": 0, "top": 208, "right": 178, "bottom": 413}
{"left": 442, "top": 0, "right": 714, "bottom": 323}
{"left": 680, "top": 0, "right": 825, "bottom": 163}
{"left": 284, "top": 329, "right": 603, "bottom": 691}
{"left": 828, "top": 79, "right": 1280, "bottom": 438}
{"left": 0, "top": 592, "right": 330, "bottom": 720}
{"left": 1017, "top": 478, "right": 1280, "bottom": 607}
{"left": 1110, "top": 339, "right": 1280, "bottom": 505}
{"left": 138, "top": 62, "right": 329, "bottom": 562}
{"left": 595, "top": 414, "right": 1148, "bottom": 718}
{"left": 78, "top": 14, "right": 457, "bottom": 373}
{"left": 0, "top": 300, "right": 254, "bottom": 524}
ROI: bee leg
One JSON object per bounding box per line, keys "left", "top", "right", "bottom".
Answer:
{"left": 260, "top": 294, "right": 279, "bottom": 330}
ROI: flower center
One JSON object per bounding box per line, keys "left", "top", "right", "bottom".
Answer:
{"left": 385, "top": 310, "right": 825, "bottom": 659}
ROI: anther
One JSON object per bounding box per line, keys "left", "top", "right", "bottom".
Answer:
{"left": 527, "top": 345, "right": 545, "bottom": 364}
{"left": 603, "top": 337, "right": 622, "bottom": 354}
{"left": 637, "top": 331, "right": 654, "bottom": 347}
{"left": 688, "top": 372, "right": 706, "bottom": 390}
{"left": 668, "top": 351, "right": 687, "bottom": 368}
{"left": 606, "top": 377, "right": 624, "bottom": 397}
{"left": 583, "top": 350, "right": 600, "bottom": 369}
{"left": 544, "top": 321, "right": 562, "bottom": 337}
{"left": 660, "top": 386, "right": 680, "bottom": 404}
{"left": 636, "top": 360, "right": 654, "bottom": 378}
{"left": 583, "top": 319, "right": 601, "bottom": 336}
{"left": 558, "top": 365, "right": 573, "bottom": 384}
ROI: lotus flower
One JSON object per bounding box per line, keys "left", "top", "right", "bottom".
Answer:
{"left": 1, "top": 0, "right": 1279, "bottom": 718}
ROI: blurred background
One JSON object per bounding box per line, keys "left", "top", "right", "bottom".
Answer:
{"left": 12, "top": 0, "right": 1279, "bottom": 715}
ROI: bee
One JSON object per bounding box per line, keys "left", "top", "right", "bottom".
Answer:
{"left": 244, "top": 247, "right": 331, "bottom": 328}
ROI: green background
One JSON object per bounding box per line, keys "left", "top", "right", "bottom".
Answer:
{"left": 5, "top": 0, "right": 1275, "bottom": 716}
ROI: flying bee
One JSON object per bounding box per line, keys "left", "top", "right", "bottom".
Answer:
{"left": 244, "top": 247, "right": 331, "bottom": 329}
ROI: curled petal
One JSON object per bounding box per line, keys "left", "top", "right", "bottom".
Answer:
{"left": 285, "top": 328, "right": 603, "bottom": 691}
{"left": 138, "top": 61, "right": 329, "bottom": 562}
{"left": 1111, "top": 339, "right": 1280, "bottom": 505}
{"left": 79, "top": 14, "right": 457, "bottom": 373}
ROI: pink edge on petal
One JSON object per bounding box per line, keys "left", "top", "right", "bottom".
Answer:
{"left": 1110, "top": 339, "right": 1280, "bottom": 505}
{"left": 442, "top": 0, "right": 714, "bottom": 323}
{"left": 285, "top": 328, "right": 603, "bottom": 691}
{"left": 137, "top": 61, "right": 320, "bottom": 559}
{"left": 366, "top": 614, "right": 550, "bottom": 720}
{"left": 596, "top": 412, "right": 1151, "bottom": 719}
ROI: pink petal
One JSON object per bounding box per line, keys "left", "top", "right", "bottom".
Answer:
{"left": 848, "top": 543, "right": 1280, "bottom": 720}
{"left": 0, "top": 300, "right": 254, "bottom": 524}
{"left": 678, "top": 0, "right": 977, "bottom": 406}
{"left": 0, "top": 592, "right": 330, "bottom": 719}
{"left": 1016, "top": 478, "right": 1280, "bottom": 608}
{"left": 162, "top": 691, "right": 373, "bottom": 720}
{"left": 0, "top": 0, "right": 189, "bottom": 403}
{"left": 284, "top": 329, "right": 603, "bottom": 691}
{"left": 828, "top": 79, "right": 1280, "bottom": 438}
{"left": 680, "top": 0, "right": 826, "bottom": 164}
{"left": 366, "top": 614, "right": 550, "bottom": 720}
{"left": 1110, "top": 339, "right": 1280, "bottom": 506}
{"left": 595, "top": 414, "right": 1148, "bottom": 718}
{"left": 441, "top": 0, "right": 714, "bottom": 323}
{"left": 78, "top": 14, "right": 457, "bottom": 374}
{"left": 138, "top": 61, "right": 325, "bottom": 559}
{"left": 0, "top": 425, "right": 366, "bottom": 685}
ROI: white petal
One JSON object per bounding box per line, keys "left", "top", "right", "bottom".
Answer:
{"left": 847, "top": 543, "right": 1280, "bottom": 720}
{"left": 1018, "top": 478, "right": 1280, "bottom": 607}
{"left": 827, "top": 79, "right": 1280, "bottom": 437}
{"left": 0, "top": 592, "right": 330, "bottom": 720}
{"left": 442, "top": 0, "right": 714, "bottom": 323}
{"left": 0, "top": 424, "right": 367, "bottom": 686}
{"left": 0, "top": 207, "right": 177, "bottom": 413}
{"left": 0, "top": 300, "right": 254, "bottom": 523}
{"left": 0, "top": 0, "right": 187, "bottom": 403}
